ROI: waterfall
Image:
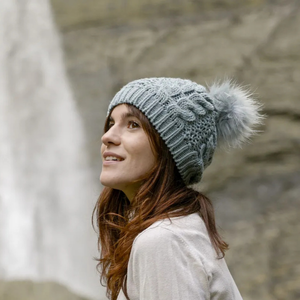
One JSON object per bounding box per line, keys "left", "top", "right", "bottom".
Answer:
{"left": 0, "top": 0, "right": 103, "bottom": 298}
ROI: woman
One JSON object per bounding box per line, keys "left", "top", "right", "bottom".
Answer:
{"left": 94, "top": 77, "right": 262, "bottom": 300}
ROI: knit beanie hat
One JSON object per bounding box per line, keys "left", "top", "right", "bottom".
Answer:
{"left": 107, "top": 77, "right": 262, "bottom": 185}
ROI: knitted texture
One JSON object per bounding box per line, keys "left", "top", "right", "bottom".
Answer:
{"left": 107, "top": 77, "right": 262, "bottom": 185}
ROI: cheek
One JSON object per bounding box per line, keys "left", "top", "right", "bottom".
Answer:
{"left": 131, "top": 139, "right": 156, "bottom": 172}
{"left": 144, "top": 146, "right": 156, "bottom": 169}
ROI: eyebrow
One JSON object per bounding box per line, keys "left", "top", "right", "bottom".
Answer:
{"left": 109, "top": 112, "right": 138, "bottom": 122}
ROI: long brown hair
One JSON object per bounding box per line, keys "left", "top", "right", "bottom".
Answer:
{"left": 93, "top": 104, "right": 228, "bottom": 300}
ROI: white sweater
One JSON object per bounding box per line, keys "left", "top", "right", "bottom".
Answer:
{"left": 117, "top": 213, "right": 242, "bottom": 300}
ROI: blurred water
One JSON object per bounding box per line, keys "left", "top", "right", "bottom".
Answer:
{"left": 0, "top": 0, "right": 102, "bottom": 299}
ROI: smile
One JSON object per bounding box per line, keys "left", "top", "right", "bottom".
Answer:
{"left": 105, "top": 156, "right": 122, "bottom": 161}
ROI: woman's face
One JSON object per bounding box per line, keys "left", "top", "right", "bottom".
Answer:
{"left": 100, "top": 104, "right": 156, "bottom": 200}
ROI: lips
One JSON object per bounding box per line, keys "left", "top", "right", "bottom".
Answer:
{"left": 103, "top": 151, "right": 124, "bottom": 162}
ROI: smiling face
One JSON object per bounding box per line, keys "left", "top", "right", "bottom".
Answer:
{"left": 100, "top": 104, "right": 156, "bottom": 200}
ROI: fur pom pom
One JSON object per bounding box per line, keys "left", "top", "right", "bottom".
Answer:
{"left": 209, "top": 80, "right": 264, "bottom": 148}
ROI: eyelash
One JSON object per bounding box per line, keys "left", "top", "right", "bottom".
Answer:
{"left": 107, "top": 120, "right": 140, "bottom": 130}
{"left": 107, "top": 122, "right": 114, "bottom": 130}
{"left": 128, "top": 120, "right": 140, "bottom": 129}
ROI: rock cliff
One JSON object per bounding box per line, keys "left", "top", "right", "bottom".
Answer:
{"left": 50, "top": 0, "right": 300, "bottom": 299}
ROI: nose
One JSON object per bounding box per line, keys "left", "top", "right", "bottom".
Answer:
{"left": 101, "top": 126, "right": 121, "bottom": 146}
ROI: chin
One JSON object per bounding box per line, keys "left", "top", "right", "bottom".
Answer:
{"left": 100, "top": 176, "right": 114, "bottom": 188}
{"left": 100, "top": 174, "right": 122, "bottom": 190}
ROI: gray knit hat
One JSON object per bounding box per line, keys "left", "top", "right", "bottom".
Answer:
{"left": 107, "top": 77, "right": 262, "bottom": 185}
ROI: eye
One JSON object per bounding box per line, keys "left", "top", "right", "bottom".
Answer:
{"left": 107, "top": 121, "right": 114, "bottom": 131}
{"left": 128, "top": 120, "right": 140, "bottom": 129}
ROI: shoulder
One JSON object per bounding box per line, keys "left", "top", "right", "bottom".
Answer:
{"left": 129, "top": 213, "right": 213, "bottom": 280}
{"left": 132, "top": 219, "right": 184, "bottom": 254}
{"left": 126, "top": 214, "right": 214, "bottom": 300}
{"left": 132, "top": 213, "right": 211, "bottom": 256}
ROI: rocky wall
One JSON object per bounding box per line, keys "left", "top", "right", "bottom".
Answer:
{"left": 52, "top": 0, "right": 300, "bottom": 299}
{"left": 51, "top": 0, "right": 266, "bottom": 30}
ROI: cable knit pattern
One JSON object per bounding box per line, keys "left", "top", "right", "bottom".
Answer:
{"left": 108, "top": 78, "right": 218, "bottom": 185}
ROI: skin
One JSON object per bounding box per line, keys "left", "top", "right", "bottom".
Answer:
{"left": 100, "top": 104, "right": 156, "bottom": 201}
